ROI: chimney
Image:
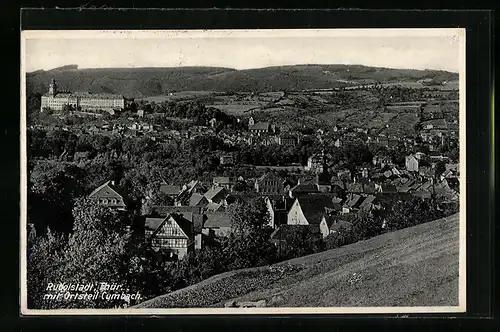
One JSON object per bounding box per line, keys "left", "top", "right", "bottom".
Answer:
{"left": 110, "top": 180, "right": 115, "bottom": 186}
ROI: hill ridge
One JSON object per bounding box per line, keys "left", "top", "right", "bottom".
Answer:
{"left": 26, "top": 64, "right": 459, "bottom": 97}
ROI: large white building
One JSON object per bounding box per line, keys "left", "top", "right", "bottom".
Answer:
{"left": 40, "top": 78, "right": 126, "bottom": 113}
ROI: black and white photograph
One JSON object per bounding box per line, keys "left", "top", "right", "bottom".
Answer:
{"left": 20, "top": 29, "right": 466, "bottom": 314}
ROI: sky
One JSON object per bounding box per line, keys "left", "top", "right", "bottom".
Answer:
{"left": 23, "top": 29, "right": 463, "bottom": 73}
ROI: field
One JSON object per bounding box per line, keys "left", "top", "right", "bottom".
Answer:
{"left": 144, "top": 91, "right": 216, "bottom": 103}
{"left": 135, "top": 213, "right": 460, "bottom": 308}
{"left": 206, "top": 104, "right": 263, "bottom": 115}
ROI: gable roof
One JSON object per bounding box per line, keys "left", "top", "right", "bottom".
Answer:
{"left": 421, "top": 118, "right": 447, "bottom": 128}
{"left": 296, "top": 195, "right": 337, "bottom": 225}
{"left": 149, "top": 205, "right": 202, "bottom": 218}
{"left": 203, "top": 212, "right": 231, "bottom": 228}
{"left": 331, "top": 180, "right": 345, "bottom": 190}
{"left": 205, "top": 201, "right": 224, "bottom": 212}
{"left": 160, "top": 184, "right": 183, "bottom": 196}
{"left": 249, "top": 122, "right": 270, "bottom": 131}
{"left": 398, "top": 179, "right": 416, "bottom": 193}
{"left": 88, "top": 181, "right": 124, "bottom": 200}
{"left": 346, "top": 182, "right": 364, "bottom": 193}
{"left": 204, "top": 187, "right": 228, "bottom": 201}
{"left": 144, "top": 217, "right": 165, "bottom": 233}
{"left": 322, "top": 215, "right": 353, "bottom": 231}
{"left": 213, "top": 176, "right": 231, "bottom": 184}
{"left": 144, "top": 213, "right": 192, "bottom": 239}
{"left": 257, "top": 172, "right": 284, "bottom": 185}
{"left": 359, "top": 195, "right": 376, "bottom": 210}
{"left": 290, "top": 184, "right": 319, "bottom": 193}
{"left": 346, "top": 194, "right": 362, "bottom": 208}
{"left": 189, "top": 193, "right": 208, "bottom": 206}
{"left": 381, "top": 184, "right": 398, "bottom": 193}
{"left": 412, "top": 191, "right": 432, "bottom": 199}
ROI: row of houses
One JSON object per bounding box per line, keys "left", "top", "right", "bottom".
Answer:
{"left": 86, "top": 163, "right": 459, "bottom": 260}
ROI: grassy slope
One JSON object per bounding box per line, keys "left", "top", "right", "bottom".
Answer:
{"left": 136, "top": 213, "right": 459, "bottom": 308}
{"left": 26, "top": 65, "right": 458, "bottom": 97}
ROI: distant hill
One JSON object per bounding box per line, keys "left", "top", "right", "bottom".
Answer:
{"left": 135, "top": 213, "right": 460, "bottom": 309}
{"left": 26, "top": 64, "right": 459, "bottom": 98}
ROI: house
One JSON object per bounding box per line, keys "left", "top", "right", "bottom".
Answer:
{"left": 220, "top": 154, "right": 234, "bottom": 166}
{"left": 331, "top": 180, "right": 346, "bottom": 198}
{"left": 249, "top": 122, "right": 272, "bottom": 135}
{"left": 202, "top": 212, "right": 232, "bottom": 238}
{"left": 346, "top": 182, "right": 364, "bottom": 194}
{"left": 144, "top": 213, "right": 193, "bottom": 259}
{"left": 421, "top": 118, "right": 448, "bottom": 130}
{"left": 209, "top": 118, "right": 217, "bottom": 128}
{"left": 277, "top": 135, "right": 298, "bottom": 146}
{"left": 316, "top": 171, "right": 332, "bottom": 193}
{"left": 204, "top": 187, "right": 229, "bottom": 204}
{"left": 255, "top": 172, "right": 285, "bottom": 195}
{"left": 420, "top": 166, "right": 437, "bottom": 180}
{"left": 337, "top": 169, "right": 352, "bottom": 181}
{"left": 88, "top": 180, "right": 127, "bottom": 210}
{"left": 305, "top": 153, "right": 325, "bottom": 173}
{"left": 359, "top": 195, "right": 376, "bottom": 211}
{"left": 362, "top": 182, "right": 377, "bottom": 195}
{"left": 379, "top": 184, "right": 398, "bottom": 194}
{"left": 360, "top": 167, "right": 369, "bottom": 178}
{"left": 264, "top": 196, "right": 295, "bottom": 229}
{"left": 287, "top": 195, "right": 340, "bottom": 226}
{"left": 377, "top": 136, "right": 389, "bottom": 147}
{"left": 334, "top": 138, "right": 342, "bottom": 148}
{"left": 405, "top": 154, "right": 419, "bottom": 172}
{"left": 160, "top": 183, "right": 183, "bottom": 197}
{"left": 73, "top": 151, "right": 91, "bottom": 162}
{"left": 398, "top": 179, "right": 416, "bottom": 193}
{"left": 188, "top": 193, "right": 209, "bottom": 207}
{"left": 319, "top": 215, "right": 352, "bottom": 238}
{"left": 175, "top": 180, "right": 207, "bottom": 206}
{"left": 288, "top": 183, "right": 319, "bottom": 198}
{"left": 205, "top": 201, "right": 225, "bottom": 212}
{"left": 146, "top": 206, "right": 203, "bottom": 236}
{"left": 342, "top": 194, "right": 362, "bottom": 214}
{"left": 137, "top": 109, "right": 144, "bottom": 118}
{"left": 213, "top": 176, "right": 232, "bottom": 190}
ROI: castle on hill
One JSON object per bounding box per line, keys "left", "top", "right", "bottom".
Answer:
{"left": 40, "top": 78, "right": 126, "bottom": 114}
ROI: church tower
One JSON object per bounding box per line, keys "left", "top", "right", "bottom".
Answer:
{"left": 48, "top": 78, "right": 57, "bottom": 96}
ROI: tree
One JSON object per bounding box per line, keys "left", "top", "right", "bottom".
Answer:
{"left": 324, "top": 225, "right": 358, "bottom": 250}
{"left": 26, "top": 230, "right": 67, "bottom": 309}
{"left": 27, "top": 198, "right": 134, "bottom": 309}
{"left": 384, "top": 197, "right": 440, "bottom": 231}
{"left": 351, "top": 210, "right": 383, "bottom": 240}
{"left": 29, "top": 161, "right": 86, "bottom": 234}
{"left": 280, "top": 226, "right": 325, "bottom": 259}
{"left": 435, "top": 161, "right": 446, "bottom": 180}
{"left": 224, "top": 199, "right": 277, "bottom": 269}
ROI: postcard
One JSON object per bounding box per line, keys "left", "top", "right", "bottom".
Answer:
{"left": 20, "top": 28, "right": 466, "bottom": 315}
